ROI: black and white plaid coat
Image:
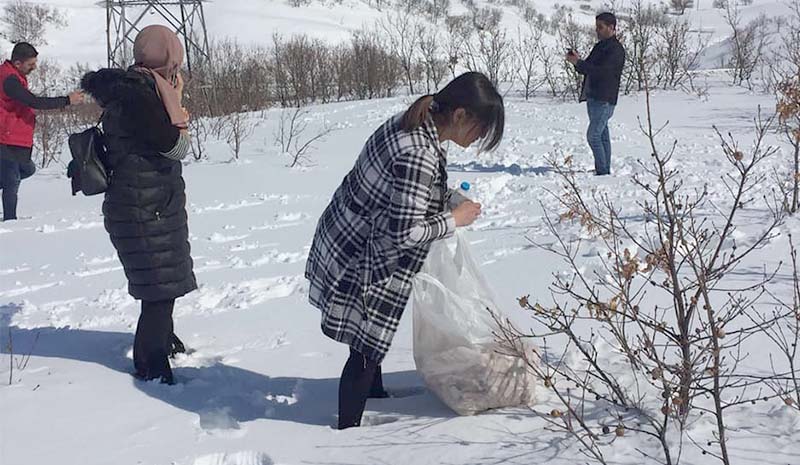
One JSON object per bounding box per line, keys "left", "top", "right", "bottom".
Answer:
{"left": 305, "top": 113, "right": 467, "bottom": 363}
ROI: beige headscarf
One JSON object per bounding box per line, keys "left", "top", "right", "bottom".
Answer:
{"left": 133, "top": 25, "right": 188, "bottom": 129}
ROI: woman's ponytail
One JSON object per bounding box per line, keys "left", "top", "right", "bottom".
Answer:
{"left": 400, "top": 94, "right": 435, "bottom": 131}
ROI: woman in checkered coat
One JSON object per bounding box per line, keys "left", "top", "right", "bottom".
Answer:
{"left": 305, "top": 72, "right": 505, "bottom": 429}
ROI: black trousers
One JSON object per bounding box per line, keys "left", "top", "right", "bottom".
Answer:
{"left": 133, "top": 299, "right": 175, "bottom": 384}
{"left": 338, "top": 348, "right": 388, "bottom": 429}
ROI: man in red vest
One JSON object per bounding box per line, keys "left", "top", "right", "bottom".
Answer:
{"left": 0, "top": 42, "right": 83, "bottom": 221}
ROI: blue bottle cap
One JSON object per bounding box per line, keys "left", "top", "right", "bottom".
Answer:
{"left": 460, "top": 181, "right": 471, "bottom": 191}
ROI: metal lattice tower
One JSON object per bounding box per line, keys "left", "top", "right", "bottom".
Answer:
{"left": 104, "top": 0, "right": 211, "bottom": 73}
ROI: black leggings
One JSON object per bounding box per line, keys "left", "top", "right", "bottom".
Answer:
{"left": 133, "top": 299, "right": 175, "bottom": 384}
{"left": 338, "top": 348, "right": 387, "bottom": 429}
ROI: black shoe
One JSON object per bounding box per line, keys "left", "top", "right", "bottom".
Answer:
{"left": 169, "top": 333, "right": 187, "bottom": 358}
{"left": 132, "top": 370, "right": 175, "bottom": 385}
{"left": 368, "top": 387, "right": 391, "bottom": 399}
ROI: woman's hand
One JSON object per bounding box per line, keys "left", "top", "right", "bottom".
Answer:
{"left": 452, "top": 200, "right": 482, "bottom": 227}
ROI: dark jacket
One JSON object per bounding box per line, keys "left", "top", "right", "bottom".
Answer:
{"left": 81, "top": 68, "right": 196, "bottom": 301}
{"left": 575, "top": 36, "right": 626, "bottom": 105}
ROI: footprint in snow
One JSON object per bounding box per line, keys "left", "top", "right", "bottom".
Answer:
{"left": 192, "top": 451, "right": 273, "bottom": 465}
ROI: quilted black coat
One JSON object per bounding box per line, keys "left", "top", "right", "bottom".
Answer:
{"left": 81, "top": 68, "right": 197, "bottom": 301}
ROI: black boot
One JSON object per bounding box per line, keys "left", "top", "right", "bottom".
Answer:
{"left": 368, "top": 364, "right": 390, "bottom": 398}
{"left": 338, "top": 348, "right": 379, "bottom": 429}
{"left": 133, "top": 299, "right": 176, "bottom": 385}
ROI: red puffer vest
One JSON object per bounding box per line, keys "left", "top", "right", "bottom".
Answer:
{"left": 0, "top": 60, "right": 35, "bottom": 148}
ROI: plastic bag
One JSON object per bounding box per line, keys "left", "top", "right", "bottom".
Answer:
{"left": 412, "top": 232, "right": 537, "bottom": 415}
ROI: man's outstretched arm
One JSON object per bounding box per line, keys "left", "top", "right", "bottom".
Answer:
{"left": 3, "top": 75, "right": 69, "bottom": 110}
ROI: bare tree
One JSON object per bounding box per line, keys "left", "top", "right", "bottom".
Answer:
{"left": 0, "top": 0, "right": 65, "bottom": 45}
{"left": 723, "top": 1, "right": 772, "bottom": 89}
{"left": 348, "top": 30, "right": 403, "bottom": 99}
{"left": 274, "top": 107, "right": 335, "bottom": 167}
{"left": 380, "top": 11, "right": 422, "bottom": 94}
{"left": 654, "top": 17, "right": 707, "bottom": 90}
{"left": 459, "top": 8, "right": 513, "bottom": 89}
{"left": 514, "top": 24, "right": 544, "bottom": 100}
{"left": 418, "top": 24, "right": 448, "bottom": 93}
{"left": 562, "top": 14, "right": 595, "bottom": 98}
{"left": 187, "top": 117, "right": 212, "bottom": 161}
{"left": 444, "top": 14, "right": 472, "bottom": 79}
{"left": 28, "top": 59, "right": 67, "bottom": 168}
{"left": 622, "top": 0, "right": 669, "bottom": 92}
{"left": 219, "top": 112, "right": 257, "bottom": 160}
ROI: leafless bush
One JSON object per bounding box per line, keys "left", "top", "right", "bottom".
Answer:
{"left": 554, "top": 9, "right": 595, "bottom": 99}
{"left": 670, "top": 0, "right": 693, "bottom": 14}
{"left": 6, "top": 328, "right": 39, "bottom": 385}
{"left": 219, "top": 112, "right": 257, "bottom": 160}
{"left": 0, "top": 0, "right": 65, "bottom": 45}
{"left": 723, "top": 2, "right": 772, "bottom": 89}
{"left": 753, "top": 236, "right": 800, "bottom": 412}
{"left": 347, "top": 30, "right": 403, "bottom": 99}
{"left": 496, "top": 86, "right": 787, "bottom": 465}
{"left": 444, "top": 14, "right": 472, "bottom": 79}
{"left": 418, "top": 24, "right": 448, "bottom": 93}
{"left": 451, "top": 7, "right": 514, "bottom": 89}
{"left": 27, "top": 60, "right": 69, "bottom": 168}
{"left": 622, "top": 0, "right": 669, "bottom": 93}
{"left": 776, "top": 80, "right": 800, "bottom": 213}
{"left": 185, "top": 39, "right": 273, "bottom": 117}
{"left": 768, "top": 0, "right": 800, "bottom": 213}
{"left": 380, "top": 12, "right": 423, "bottom": 94}
{"left": 188, "top": 117, "right": 213, "bottom": 161}
{"left": 654, "top": 18, "right": 707, "bottom": 90}
{"left": 274, "top": 107, "right": 335, "bottom": 167}
{"left": 514, "top": 24, "right": 544, "bottom": 100}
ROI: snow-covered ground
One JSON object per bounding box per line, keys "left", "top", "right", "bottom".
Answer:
{"left": 2, "top": 0, "right": 799, "bottom": 463}
{"left": 2, "top": 75, "right": 799, "bottom": 464}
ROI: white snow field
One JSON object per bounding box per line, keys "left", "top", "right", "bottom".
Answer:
{"left": 2, "top": 0, "right": 800, "bottom": 464}
{"left": 2, "top": 81, "right": 799, "bottom": 465}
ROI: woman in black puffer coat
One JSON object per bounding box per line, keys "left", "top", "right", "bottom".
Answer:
{"left": 82, "top": 25, "right": 196, "bottom": 384}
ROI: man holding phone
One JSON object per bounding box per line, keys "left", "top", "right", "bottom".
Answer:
{"left": 566, "top": 12, "right": 626, "bottom": 176}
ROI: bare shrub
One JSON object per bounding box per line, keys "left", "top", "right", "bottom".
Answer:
{"left": 723, "top": 2, "right": 772, "bottom": 89}
{"left": 380, "top": 11, "right": 423, "bottom": 94}
{"left": 496, "top": 87, "right": 787, "bottom": 465}
{"left": 219, "top": 112, "right": 257, "bottom": 160}
{"left": 0, "top": 0, "right": 65, "bottom": 45}
{"left": 274, "top": 107, "right": 335, "bottom": 167}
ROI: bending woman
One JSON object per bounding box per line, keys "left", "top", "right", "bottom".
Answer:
{"left": 305, "top": 72, "right": 505, "bottom": 428}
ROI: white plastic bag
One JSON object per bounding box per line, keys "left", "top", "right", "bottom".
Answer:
{"left": 412, "top": 232, "right": 537, "bottom": 415}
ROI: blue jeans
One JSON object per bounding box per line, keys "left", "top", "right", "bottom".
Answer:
{"left": 0, "top": 154, "right": 36, "bottom": 221}
{"left": 586, "top": 98, "right": 616, "bottom": 175}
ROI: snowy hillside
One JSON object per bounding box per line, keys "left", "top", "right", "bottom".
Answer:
{"left": 0, "top": 0, "right": 792, "bottom": 68}
{"left": 2, "top": 79, "right": 800, "bottom": 464}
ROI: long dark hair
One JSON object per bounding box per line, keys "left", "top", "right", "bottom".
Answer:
{"left": 401, "top": 72, "right": 505, "bottom": 152}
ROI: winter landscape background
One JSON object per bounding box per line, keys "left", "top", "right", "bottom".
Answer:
{"left": 1, "top": 0, "right": 800, "bottom": 464}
